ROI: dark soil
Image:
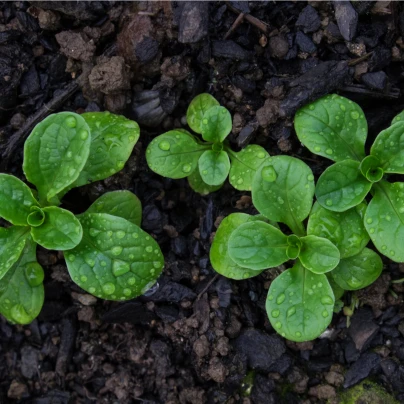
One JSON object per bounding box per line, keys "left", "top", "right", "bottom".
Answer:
{"left": 1, "top": 2, "right": 404, "bottom": 403}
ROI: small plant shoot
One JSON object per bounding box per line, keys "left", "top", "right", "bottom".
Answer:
{"left": 295, "top": 94, "right": 404, "bottom": 262}
{"left": 210, "top": 155, "right": 382, "bottom": 342}
{"left": 146, "top": 93, "right": 269, "bottom": 194}
{"left": 0, "top": 111, "right": 164, "bottom": 324}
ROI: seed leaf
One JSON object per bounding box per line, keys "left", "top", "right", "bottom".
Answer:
{"left": 294, "top": 94, "right": 367, "bottom": 162}
{"left": 186, "top": 93, "right": 220, "bottom": 134}
{"left": 200, "top": 106, "right": 232, "bottom": 143}
{"left": 370, "top": 122, "right": 404, "bottom": 174}
{"left": 31, "top": 207, "right": 83, "bottom": 250}
{"left": 316, "top": 160, "right": 372, "bottom": 212}
{"left": 364, "top": 181, "right": 404, "bottom": 262}
{"left": 0, "top": 174, "right": 39, "bottom": 225}
{"left": 86, "top": 191, "right": 142, "bottom": 227}
{"left": 266, "top": 261, "right": 335, "bottom": 342}
{"left": 0, "top": 238, "right": 44, "bottom": 324}
{"left": 211, "top": 214, "right": 267, "bottom": 280}
{"left": 188, "top": 168, "right": 223, "bottom": 195}
{"left": 146, "top": 131, "right": 208, "bottom": 179}
{"left": 252, "top": 156, "right": 315, "bottom": 233}
{"left": 332, "top": 248, "right": 383, "bottom": 291}
{"left": 0, "top": 226, "right": 30, "bottom": 280}
{"left": 307, "top": 202, "right": 369, "bottom": 258}
{"left": 23, "top": 112, "right": 91, "bottom": 204}
{"left": 65, "top": 213, "right": 164, "bottom": 300}
{"left": 228, "top": 221, "right": 288, "bottom": 270}
{"left": 228, "top": 145, "right": 270, "bottom": 191}
{"left": 198, "top": 150, "right": 230, "bottom": 186}
{"left": 299, "top": 235, "right": 340, "bottom": 274}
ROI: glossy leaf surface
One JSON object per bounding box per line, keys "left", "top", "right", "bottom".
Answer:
{"left": 198, "top": 150, "right": 230, "bottom": 186}
{"left": 200, "top": 106, "right": 232, "bottom": 143}
{"left": 186, "top": 93, "right": 220, "bottom": 134}
{"left": 187, "top": 168, "right": 223, "bottom": 195}
{"left": 392, "top": 111, "right": 404, "bottom": 125}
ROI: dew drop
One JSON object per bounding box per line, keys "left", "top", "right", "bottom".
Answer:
{"left": 112, "top": 260, "right": 130, "bottom": 277}
{"left": 65, "top": 116, "right": 77, "bottom": 128}
{"left": 321, "top": 295, "right": 333, "bottom": 305}
{"left": 68, "top": 168, "right": 76, "bottom": 177}
{"left": 322, "top": 310, "right": 329, "bottom": 318}
{"left": 202, "top": 118, "right": 208, "bottom": 125}
{"left": 366, "top": 218, "right": 373, "bottom": 224}
{"left": 325, "top": 149, "right": 333, "bottom": 155}
{"left": 277, "top": 196, "right": 284, "bottom": 205}
{"left": 182, "top": 163, "right": 192, "bottom": 173}
{"left": 237, "top": 178, "right": 243, "bottom": 185}
{"left": 309, "top": 105, "right": 315, "bottom": 110}
{"left": 325, "top": 199, "right": 333, "bottom": 206}
{"left": 347, "top": 276, "right": 361, "bottom": 288}
{"left": 66, "top": 151, "right": 72, "bottom": 158}
{"left": 123, "top": 288, "right": 131, "bottom": 297}
{"left": 68, "top": 254, "right": 75, "bottom": 262}
{"left": 111, "top": 246, "right": 123, "bottom": 256}
{"left": 116, "top": 230, "right": 126, "bottom": 239}
{"left": 153, "top": 261, "right": 161, "bottom": 269}
{"left": 287, "top": 306, "right": 296, "bottom": 318}
{"left": 117, "top": 161, "right": 125, "bottom": 169}
{"left": 102, "top": 282, "right": 115, "bottom": 295}
{"left": 386, "top": 215, "right": 391, "bottom": 221}
{"left": 132, "top": 232, "right": 139, "bottom": 238}
{"left": 295, "top": 331, "right": 302, "bottom": 337}
{"left": 339, "top": 104, "right": 346, "bottom": 111}
{"left": 261, "top": 166, "right": 277, "bottom": 182}
{"left": 314, "top": 146, "right": 321, "bottom": 152}
{"left": 24, "top": 263, "right": 44, "bottom": 287}
{"left": 89, "top": 287, "right": 96, "bottom": 294}
{"left": 382, "top": 245, "right": 387, "bottom": 250}
{"left": 390, "top": 250, "right": 396, "bottom": 256}
{"left": 350, "top": 111, "right": 360, "bottom": 120}
{"left": 307, "top": 174, "right": 314, "bottom": 181}
{"left": 268, "top": 294, "right": 274, "bottom": 301}
{"left": 128, "top": 277, "right": 136, "bottom": 285}
{"left": 145, "top": 246, "right": 153, "bottom": 253}
{"left": 276, "top": 293, "right": 286, "bottom": 305}
{"left": 80, "top": 130, "right": 89, "bottom": 140}
{"left": 100, "top": 261, "right": 107, "bottom": 267}
{"left": 158, "top": 140, "right": 171, "bottom": 151}
{"left": 11, "top": 305, "right": 31, "bottom": 323}
{"left": 271, "top": 309, "right": 280, "bottom": 318}
{"left": 257, "top": 151, "right": 266, "bottom": 158}
{"left": 80, "top": 275, "right": 88, "bottom": 283}
{"left": 85, "top": 257, "right": 95, "bottom": 267}
{"left": 275, "top": 321, "right": 282, "bottom": 329}
{"left": 369, "top": 228, "right": 375, "bottom": 234}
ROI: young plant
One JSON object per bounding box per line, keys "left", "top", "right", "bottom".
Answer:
{"left": 210, "top": 155, "right": 382, "bottom": 342}
{"left": 146, "top": 93, "right": 269, "bottom": 194}
{"left": 294, "top": 94, "right": 404, "bottom": 262}
{"left": 0, "top": 111, "right": 164, "bottom": 324}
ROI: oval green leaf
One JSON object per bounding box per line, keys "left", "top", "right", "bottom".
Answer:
{"left": 307, "top": 202, "right": 369, "bottom": 258}
{"left": 23, "top": 112, "right": 91, "bottom": 204}
{"left": 200, "top": 106, "right": 232, "bottom": 143}
{"left": 186, "top": 93, "right": 220, "bottom": 134}
{"left": 299, "top": 235, "right": 340, "bottom": 274}
{"left": 228, "top": 221, "right": 288, "bottom": 270}
{"left": 31, "top": 207, "right": 83, "bottom": 251}
{"left": 266, "top": 262, "right": 335, "bottom": 342}
{"left": 0, "top": 174, "right": 39, "bottom": 225}
{"left": 210, "top": 213, "right": 266, "bottom": 280}
{"left": 228, "top": 145, "right": 270, "bottom": 191}
{"left": 146, "top": 131, "right": 209, "bottom": 179}
{"left": 316, "top": 160, "right": 372, "bottom": 212}
{"left": 332, "top": 248, "right": 383, "bottom": 291}
{"left": 188, "top": 168, "right": 223, "bottom": 195}
{"left": 65, "top": 213, "right": 164, "bottom": 301}
{"left": 198, "top": 150, "right": 230, "bottom": 186}
{"left": 294, "top": 94, "right": 367, "bottom": 162}
{"left": 327, "top": 273, "right": 344, "bottom": 300}
{"left": 252, "top": 156, "right": 314, "bottom": 234}
{"left": 86, "top": 191, "right": 142, "bottom": 227}
{"left": 364, "top": 181, "right": 404, "bottom": 262}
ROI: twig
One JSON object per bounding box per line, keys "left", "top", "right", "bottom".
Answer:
{"left": 347, "top": 51, "right": 373, "bottom": 66}
{"left": 197, "top": 273, "right": 219, "bottom": 300}
{"left": 226, "top": 1, "right": 269, "bottom": 35}
{"left": 224, "top": 12, "right": 245, "bottom": 40}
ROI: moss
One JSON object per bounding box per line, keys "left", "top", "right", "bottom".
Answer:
{"left": 338, "top": 380, "right": 399, "bottom": 404}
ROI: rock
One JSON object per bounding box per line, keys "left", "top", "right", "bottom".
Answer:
{"left": 34, "top": 1, "right": 105, "bottom": 21}
{"left": 296, "top": 5, "right": 321, "bottom": 33}
{"left": 256, "top": 99, "right": 280, "bottom": 127}
{"left": 368, "top": 47, "right": 391, "bottom": 72}
{"left": 89, "top": 56, "right": 130, "bottom": 94}
{"left": 267, "top": 353, "right": 293, "bottom": 375}
{"left": 148, "top": 277, "right": 196, "bottom": 303}
{"left": 7, "top": 380, "right": 29, "bottom": 400}
{"left": 103, "top": 302, "right": 156, "bottom": 324}
{"left": 295, "top": 31, "right": 317, "bottom": 53}
{"left": 55, "top": 31, "right": 95, "bottom": 62}
{"left": 334, "top": 1, "right": 358, "bottom": 41}
{"left": 193, "top": 335, "right": 210, "bottom": 357}
{"left": 72, "top": 293, "right": 97, "bottom": 306}
{"left": 309, "top": 384, "right": 336, "bottom": 400}
{"left": 234, "top": 329, "right": 285, "bottom": 372}
{"left": 10, "top": 112, "right": 26, "bottom": 129}
{"left": 178, "top": 2, "right": 209, "bottom": 44}
{"left": 131, "top": 90, "right": 167, "bottom": 128}
{"left": 212, "top": 40, "right": 251, "bottom": 61}
{"left": 268, "top": 35, "right": 289, "bottom": 59}
{"left": 208, "top": 357, "right": 227, "bottom": 383}
{"left": 361, "top": 71, "right": 388, "bottom": 91}
{"left": 287, "top": 366, "right": 309, "bottom": 394}
{"left": 343, "top": 352, "right": 381, "bottom": 388}
{"left": 21, "top": 346, "right": 40, "bottom": 379}
{"left": 348, "top": 308, "right": 379, "bottom": 351}
{"left": 251, "top": 375, "right": 276, "bottom": 404}
{"left": 232, "top": 75, "right": 256, "bottom": 93}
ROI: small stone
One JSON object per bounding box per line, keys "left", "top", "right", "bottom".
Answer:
{"left": 193, "top": 335, "right": 210, "bottom": 358}
{"left": 208, "top": 357, "right": 227, "bottom": 383}
{"left": 334, "top": 1, "right": 358, "bottom": 41}
{"left": 10, "top": 113, "right": 26, "bottom": 130}
{"left": 343, "top": 352, "right": 381, "bottom": 388}
{"left": 178, "top": 2, "right": 209, "bottom": 44}
{"left": 309, "top": 385, "right": 337, "bottom": 400}
{"left": 7, "top": 380, "right": 29, "bottom": 400}
{"left": 232, "top": 113, "right": 245, "bottom": 135}
{"left": 296, "top": 31, "right": 317, "bottom": 53}
{"left": 256, "top": 99, "right": 280, "bottom": 128}
{"left": 21, "top": 346, "right": 40, "bottom": 379}
{"left": 361, "top": 71, "right": 388, "bottom": 91}
{"left": 72, "top": 293, "right": 97, "bottom": 306}
{"left": 296, "top": 5, "right": 321, "bottom": 33}
{"left": 55, "top": 30, "right": 95, "bottom": 62}
{"left": 268, "top": 35, "right": 289, "bottom": 59}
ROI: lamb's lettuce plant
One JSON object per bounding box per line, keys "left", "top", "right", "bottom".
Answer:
{"left": 146, "top": 93, "right": 269, "bottom": 194}
{"left": 210, "top": 155, "right": 382, "bottom": 342}
{"left": 0, "top": 111, "right": 164, "bottom": 324}
{"left": 294, "top": 94, "right": 404, "bottom": 262}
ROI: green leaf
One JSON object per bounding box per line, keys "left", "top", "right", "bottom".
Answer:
{"left": 364, "top": 181, "right": 404, "bottom": 262}
{"left": 307, "top": 202, "right": 369, "bottom": 258}
{"left": 370, "top": 121, "right": 404, "bottom": 174}
{"left": 392, "top": 111, "right": 404, "bottom": 125}
{"left": 327, "top": 273, "right": 345, "bottom": 300}
{"left": 200, "top": 106, "right": 232, "bottom": 143}
{"left": 198, "top": 150, "right": 230, "bottom": 186}
{"left": 31, "top": 206, "right": 83, "bottom": 250}
{"left": 86, "top": 191, "right": 142, "bottom": 227}
{"left": 294, "top": 94, "right": 367, "bottom": 162}
{"left": 315, "top": 160, "right": 372, "bottom": 212}
{"left": 228, "top": 145, "right": 270, "bottom": 191}
{"left": 188, "top": 168, "right": 223, "bottom": 195}
{"left": 146, "top": 131, "right": 209, "bottom": 179}
{"left": 186, "top": 93, "right": 220, "bottom": 134}
{"left": 252, "top": 156, "right": 314, "bottom": 235}
{"left": 210, "top": 213, "right": 266, "bottom": 280}
{"left": 0, "top": 238, "right": 44, "bottom": 324}
{"left": 65, "top": 213, "right": 164, "bottom": 300}
{"left": 71, "top": 112, "right": 139, "bottom": 189}
{"left": 359, "top": 155, "right": 384, "bottom": 183}
{"left": 299, "top": 235, "right": 340, "bottom": 274}
{"left": 23, "top": 112, "right": 91, "bottom": 204}
{"left": 0, "top": 174, "right": 39, "bottom": 225}
{"left": 228, "top": 221, "right": 288, "bottom": 270}
{"left": 0, "top": 226, "right": 30, "bottom": 280}
{"left": 266, "top": 262, "right": 335, "bottom": 342}
{"left": 332, "top": 248, "right": 383, "bottom": 291}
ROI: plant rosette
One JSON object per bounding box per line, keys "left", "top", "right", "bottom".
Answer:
{"left": 0, "top": 111, "right": 164, "bottom": 324}
{"left": 210, "top": 155, "right": 382, "bottom": 342}
{"left": 146, "top": 93, "right": 270, "bottom": 194}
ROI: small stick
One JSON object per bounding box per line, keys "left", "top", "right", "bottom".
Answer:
{"left": 347, "top": 51, "right": 373, "bottom": 66}
{"left": 197, "top": 273, "right": 219, "bottom": 300}
{"left": 224, "top": 12, "right": 245, "bottom": 40}
{"left": 226, "top": 1, "right": 269, "bottom": 35}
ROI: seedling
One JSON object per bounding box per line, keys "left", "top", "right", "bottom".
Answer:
{"left": 0, "top": 111, "right": 164, "bottom": 324}
{"left": 146, "top": 93, "right": 269, "bottom": 194}
{"left": 210, "top": 155, "right": 382, "bottom": 342}
{"left": 295, "top": 94, "right": 404, "bottom": 262}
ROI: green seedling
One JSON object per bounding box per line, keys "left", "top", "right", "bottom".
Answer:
{"left": 210, "top": 155, "right": 382, "bottom": 342}
{"left": 0, "top": 111, "right": 164, "bottom": 324}
{"left": 146, "top": 93, "right": 269, "bottom": 194}
{"left": 295, "top": 94, "right": 404, "bottom": 262}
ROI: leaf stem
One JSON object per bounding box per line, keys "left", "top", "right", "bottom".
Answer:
{"left": 288, "top": 220, "right": 306, "bottom": 237}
